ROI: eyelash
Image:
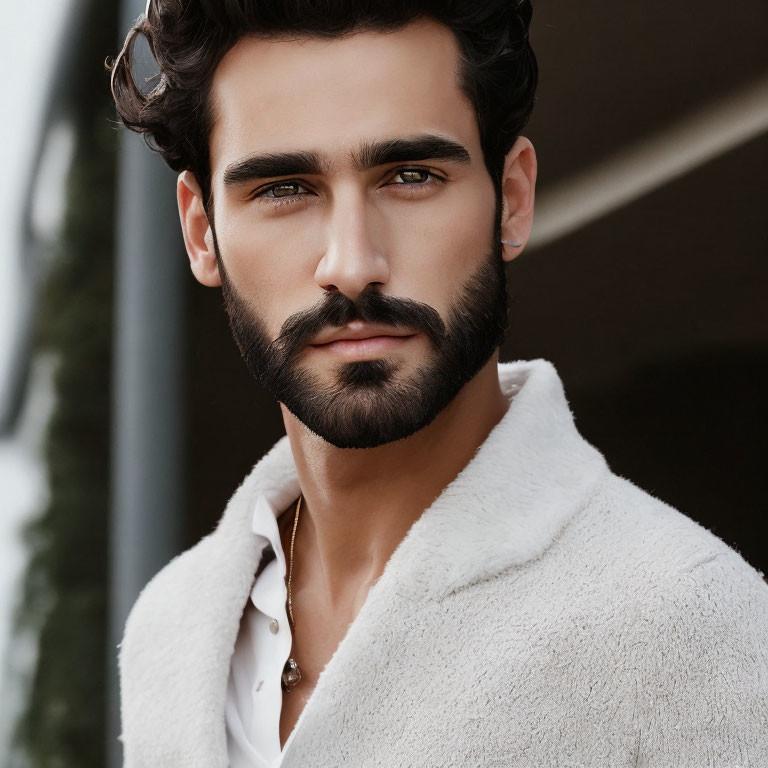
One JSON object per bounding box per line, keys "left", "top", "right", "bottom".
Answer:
{"left": 248, "top": 167, "right": 444, "bottom": 207}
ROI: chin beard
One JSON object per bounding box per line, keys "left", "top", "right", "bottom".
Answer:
{"left": 213, "top": 231, "right": 509, "bottom": 449}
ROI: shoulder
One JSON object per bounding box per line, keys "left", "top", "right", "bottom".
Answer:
{"left": 622, "top": 529, "right": 768, "bottom": 760}
{"left": 573, "top": 472, "right": 768, "bottom": 758}
{"left": 536, "top": 466, "right": 768, "bottom": 679}
{"left": 518, "top": 468, "right": 768, "bottom": 761}
{"left": 578, "top": 469, "right": 765, "bottom": 586}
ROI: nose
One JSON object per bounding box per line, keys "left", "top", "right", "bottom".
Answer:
{"left": 313, "top": 188, "right": 390, "bottom": 301}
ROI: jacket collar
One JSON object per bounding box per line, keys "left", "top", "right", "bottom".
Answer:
{"left": 214, "top": 357, "right": 608, "bottom": 602}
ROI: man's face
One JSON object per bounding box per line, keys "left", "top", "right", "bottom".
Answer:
{"left": 205, "top": 18, "right": 508, "bottom": 449}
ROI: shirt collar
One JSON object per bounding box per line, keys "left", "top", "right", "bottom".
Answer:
{"left": 248, "top": 494, "right": 290, "bottom": 619}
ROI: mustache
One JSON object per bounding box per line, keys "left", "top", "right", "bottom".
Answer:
{"left": 268, "top": 285, "right": 447, "bottom": 362}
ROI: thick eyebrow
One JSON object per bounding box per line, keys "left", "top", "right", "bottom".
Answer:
{"left": 222, "top": 133, "right": 472, "bottom": 187}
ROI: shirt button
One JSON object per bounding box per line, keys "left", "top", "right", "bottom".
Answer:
{"left": 269, "top": 619, "right": 279, "bottom": 634}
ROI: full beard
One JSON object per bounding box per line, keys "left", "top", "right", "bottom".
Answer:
{"left": 213, "top": 229, "right": 509, "bottom": 450}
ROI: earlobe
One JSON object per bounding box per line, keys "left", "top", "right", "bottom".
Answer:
{"left": 177, "top": 170, "right": 221, "bottom": 287}
{"left": 499, "top": 136, "right": 537, "bottom": 262}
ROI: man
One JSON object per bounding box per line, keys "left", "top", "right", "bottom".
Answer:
{"left": 110, "top": 1, "right": 768, "bottom": 766}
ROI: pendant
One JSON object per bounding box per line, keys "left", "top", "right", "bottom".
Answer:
{"left": 282, "top": 657, "right": 301, "bottom": 692}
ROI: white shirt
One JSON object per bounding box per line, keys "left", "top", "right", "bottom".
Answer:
{"left": 225, "top": 491, "right": 300, "bottom": 767}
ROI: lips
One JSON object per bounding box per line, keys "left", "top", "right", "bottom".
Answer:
{"left": 310, "top": 324, "right": 416, "bottom": 346}
{"left": 311, "top": 334, "right": 416, "bottom": 358}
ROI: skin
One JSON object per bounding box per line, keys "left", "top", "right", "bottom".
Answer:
{"left": 177, "top": 17, "right": 536, "bottom": 745}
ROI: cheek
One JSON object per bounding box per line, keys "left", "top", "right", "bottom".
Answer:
{"left": 387, "top": 184, "right": 495, "bottom": 314}
{"left": 215, "top": 214, "right": 314, "bottom": 336}
{"left": 216, "top": 201, "right": 325, "bottom": 285}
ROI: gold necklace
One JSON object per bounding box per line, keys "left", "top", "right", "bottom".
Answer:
{"left": 281, "top": 493, "right": 303, "bottom": 692}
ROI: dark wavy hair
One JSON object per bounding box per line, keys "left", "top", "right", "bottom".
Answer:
{"left": 109, "top": 0, "right": 537, "bottom": 213}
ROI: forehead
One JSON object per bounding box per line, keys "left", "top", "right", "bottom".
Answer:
{"left": 208, "top": 17, "right": 480, "bottom": 175}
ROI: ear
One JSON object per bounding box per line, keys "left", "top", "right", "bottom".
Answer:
{"left": 177, "top": 170, "right": 221, "bottom": 287}
{"left": 499, "top": 136, "right": 537, "bottom": 263}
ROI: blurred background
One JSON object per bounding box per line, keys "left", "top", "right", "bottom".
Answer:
{"left": 0, "top": 0, "right": 765, "bottom": 765}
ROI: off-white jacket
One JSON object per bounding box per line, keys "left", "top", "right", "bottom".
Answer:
{"left": 118, "top": 358, "right": 768, "bottom": 767}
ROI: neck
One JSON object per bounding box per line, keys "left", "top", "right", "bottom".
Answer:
{"left": 279, "top": 352, "right": 510, "bottom": 615}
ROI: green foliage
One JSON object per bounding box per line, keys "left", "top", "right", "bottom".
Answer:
{"left": 8, "top": 1, "right": 118, "bottom": 765}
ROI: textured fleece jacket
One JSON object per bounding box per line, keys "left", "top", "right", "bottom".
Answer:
{"left": 118, "top": 358, "right": 768, "bottom": 767}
